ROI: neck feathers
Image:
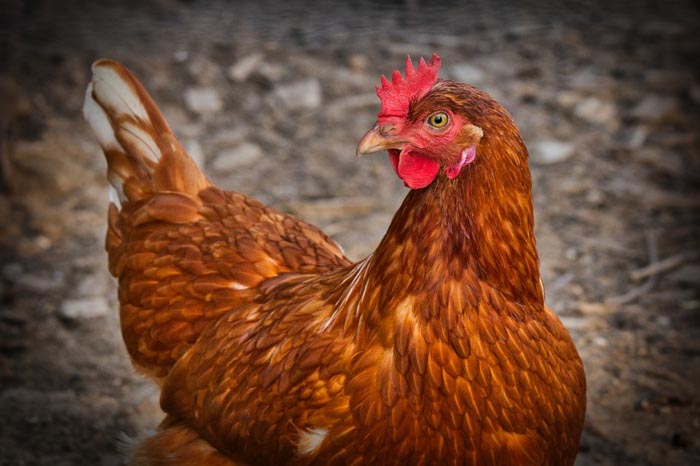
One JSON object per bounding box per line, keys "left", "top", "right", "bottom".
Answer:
{"left": 372, "top": 103, "right": 542, "bottom": 311}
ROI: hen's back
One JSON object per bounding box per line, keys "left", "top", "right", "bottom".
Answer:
{"left": 83, "top": 60, "right": 350, "bottom": 378}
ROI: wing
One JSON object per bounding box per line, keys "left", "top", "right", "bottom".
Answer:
{"left": 159, "top": 268, "right": 360, "bottom": 465}
{"left": 84, "top": 59, "right": 351, "bottom": 378}
{"left": 109, "top": 187, "right": 351, "bottom": 378}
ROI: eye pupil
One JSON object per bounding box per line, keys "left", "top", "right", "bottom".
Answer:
{"left": 429, "top": 112, "right": 448, "bottom": 128}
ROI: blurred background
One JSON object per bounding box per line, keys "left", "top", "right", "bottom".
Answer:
{"left": 0, "top": 0, "right": 698, "bottom": 464}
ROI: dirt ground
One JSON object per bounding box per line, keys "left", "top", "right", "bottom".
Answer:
{"left": 1, "top": 1, "right": 699, "bottom": 465}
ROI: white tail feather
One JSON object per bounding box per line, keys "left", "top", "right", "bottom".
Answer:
{"left": 91, "top": 63, "right": 150, "bottom": 122}
{"left": 84, "top": 59, "right": 209, "bottom": 207}
{"left": 121, "top": 120, "right": 162, "bottom": 163}
{"left": 83, "top": 82, "right": 124, "bottom": 153}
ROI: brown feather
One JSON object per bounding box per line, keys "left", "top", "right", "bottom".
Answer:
{"left": 85, "top": 60, "right": 585, "bottom": 465}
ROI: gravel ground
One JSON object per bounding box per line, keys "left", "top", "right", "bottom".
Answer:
{"left": 1, "top": 1, "right": 699, "bottom": 465}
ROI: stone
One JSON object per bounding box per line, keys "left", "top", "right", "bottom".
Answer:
{"left": 573, "top": 96, "right": 618, "bottom": 127}
{"left": 59, "top": 296, "right": 110, "bottom": 320}
{"left": 228, "top": 53, "right": 265, "bottom": 82}
{"left": 272, "top": 78, "right": 322, "bottom": 110}
{"left": 258, "top": 62, "right": 287, "bottom": 82}
{"left": 347, "top": 53, "right": 370, "bottom": 71}
{"left": 211, "top": 142, "right": 264, "bottom": 172}
{"left": 184, "top": 87, "right": 223, "bottom": 115}
{"left": 173, "top": 50, "right": 189, "bottom": 63}
{"left": 530, "top": 140, "right": 576, "bottom": 165}
{"left": 630, "top": 95, "right": 680, "bottom": 123}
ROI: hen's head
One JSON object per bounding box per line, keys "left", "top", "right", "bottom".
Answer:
{"left": 358, "top": 54, "right": 494, "bottom": 190}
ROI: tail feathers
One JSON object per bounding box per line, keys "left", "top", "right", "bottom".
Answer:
{"left": 83, "top": 59, "right": 209, "bottom": 206}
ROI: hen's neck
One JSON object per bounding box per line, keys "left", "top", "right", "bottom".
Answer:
{"left": 370, "top": 129, "right": 543, "bottom": 312}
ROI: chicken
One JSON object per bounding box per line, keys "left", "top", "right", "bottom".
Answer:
{"left": 83, "top": 54, "right": 586, "bottom": 466}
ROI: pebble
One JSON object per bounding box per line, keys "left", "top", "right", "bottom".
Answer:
{"left": 59, "top": 296, "right": 110, "bottom": 320}
{"left": 630, "top": 95, "right": 679, "bottom": 123}
{"left": 272, "top": 78, "right": 322, "bottom": 110}
{"left": 184, "top": 87, "right": 223, "bottom": 114}
{"left": 656, "top": 315, "right": 671, "bottom": 327}
{"left": 15, "top": 272, "right": 65, "bottom": 293}
{"left": 347, "top": 53, "right": 370, "bottom": 71}
{"left": 530, "top": 139, "right": 576, "bottom": 165}
{"left": 173, "top": 50, "right": 189, "bottom": 63}
{"left": 592, "top": 336, "right": 609, "bottom": 347}
{"left": 258, "top": 62, "right": 287, "bottom": 82}
{"left": 573, "top": 96, "right": 619, "bottom": 127}
{"left": 211, "top": 142, "right": 264, "bottom": 172}
{"left": 228, "top": 53, "right": 265, "bottom": 82}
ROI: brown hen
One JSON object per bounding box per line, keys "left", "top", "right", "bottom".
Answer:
{"left": 83, "top": 54, "right": 585, "bottom": 466}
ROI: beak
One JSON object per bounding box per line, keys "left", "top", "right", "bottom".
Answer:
{"left": 356, "top": 124, "right": 406, "bottom": 157}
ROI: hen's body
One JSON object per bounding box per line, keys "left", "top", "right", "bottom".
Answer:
{"left": 84, "top": 59, "right": 585, "bottom": 466}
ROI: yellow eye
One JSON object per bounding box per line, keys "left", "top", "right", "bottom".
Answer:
{"left": 427, "top": 112, "right": 449, "bottom": 128}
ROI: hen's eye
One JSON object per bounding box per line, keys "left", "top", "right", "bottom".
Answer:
{"left": 427, "top": 112, "right": 449, "bottom": 128}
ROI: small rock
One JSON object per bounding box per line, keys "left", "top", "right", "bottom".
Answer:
{"left": 578, "top": 302, "right": 608, "bottom": 315}
{"left": 573, "top": 97, "right": 618, "bottom": 127}
{"left": 656, "top": 315, "right": 671, "bottom": 327}
{"left": 531, "top": 140, "right": 576, "bottom": 165}
{"left": 592, "top": 336, "right": 609, "bottom": 347}
{"left": 564, "top": 247, "right": 579, "bottom": 260}
{"left": 59, "top": 296, "right": 110, "bottom": 320}
{"left": 347, "top": 53, "right": 370, "bottom": 71}
{"left": 258, "top": 62, "right": 287, "bottom": 82}
{"left": 631, "top": 95, "right": 680, "bottom": 123}
{"left": 449, "top": 63, "right": 485, "bottom": 84}
{"left": 569, "top": 67, "right": 609, "bottom": 92}
{"left": 173, "top": 50, "right": 189, "bottom": 63}
{"left": 75, "top": 274, "right": 108, "bottom": 297}
{"left": 624, "top": 125, "right": 649, "bottom": 150}
{"left": 555, "top": 91, "right": 581, "bottom": 110}
{"left": 209, "top": 127, "right": 249, "bottom": 148}
{"left": 211, "top": 142, "right": 264, "bottom": 172}
{"left": 272, "top": 79, "right": 322, "bottom": 110}
{"left": 585, "top": 188, "right": 605, "bottom": 206}
{"left": 228, "top": 53, "right": 265, "bottom": 82}
{"left": 184, "top": 87, "right": 223, "bottom": 115}
{"left": 15, "top": 272, "right": 64, "bottom": 293}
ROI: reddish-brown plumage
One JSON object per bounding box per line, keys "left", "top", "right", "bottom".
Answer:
{"left": 84, "top": 56, "right": 585, "bottom": 465}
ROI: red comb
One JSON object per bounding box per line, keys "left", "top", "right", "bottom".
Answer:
{"left": 376, "top": 54, "right": 441, "bottom": 119}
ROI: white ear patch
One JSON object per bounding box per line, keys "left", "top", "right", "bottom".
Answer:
{"left": 297, "top": 427, "right": 328, "bottom": 456}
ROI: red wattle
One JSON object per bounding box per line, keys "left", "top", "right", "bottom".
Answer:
{"left": 396, "top": 150, "right": 440, "bottom": 189}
